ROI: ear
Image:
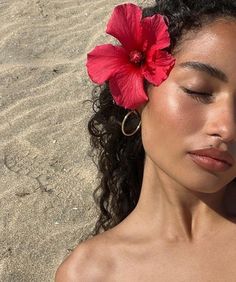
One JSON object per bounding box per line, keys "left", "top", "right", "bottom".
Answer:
{"left": 136, "top": 82, "right": 152, "bottom": 115}
{"left": 135, "top": 82, "right": 153, "bottom": 114}
{"left": 136, "top": 103, "right": 147, "bottom": 115}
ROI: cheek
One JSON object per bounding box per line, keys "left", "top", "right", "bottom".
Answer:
{"left": 141, "top": 87, "right": 204, "bottom": 157}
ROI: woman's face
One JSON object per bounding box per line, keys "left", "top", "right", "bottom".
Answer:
{"left": 141, "top": 19, "right": 236, "bottom": 193}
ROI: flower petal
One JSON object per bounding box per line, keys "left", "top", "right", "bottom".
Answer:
{"left": 143, "top": 47, "right": 175, "bottom": 85}
{"left": 109, "top": 65, "right": 148, "bottom": 110}
{"left": 86, "top": 44, "right": 128, "bottom": 84}
{"left": 141, "top": 14, "right": 170, "bottom": 50}
{"left": 106, "top": 4, "right": 143, "bottom": 52}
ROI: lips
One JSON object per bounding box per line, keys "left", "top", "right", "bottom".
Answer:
{"left": 189, "top": 148, "right": 235, "bottom": 166}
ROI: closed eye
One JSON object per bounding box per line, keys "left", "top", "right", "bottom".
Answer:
{"left": 181, "top": 87, "right": 213, "bottom": 104}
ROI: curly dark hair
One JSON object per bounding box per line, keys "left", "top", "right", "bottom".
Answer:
{"left": 87, "top": 0, "right": 236, "bottom": 236}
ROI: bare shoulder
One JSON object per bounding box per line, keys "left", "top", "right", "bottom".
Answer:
{"left": 54, "top": 231, "right": 116, "bottom": 282}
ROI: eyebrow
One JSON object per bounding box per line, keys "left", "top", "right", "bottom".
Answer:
{"left": 179, "top": 61, "right": 228, "bottom": 83}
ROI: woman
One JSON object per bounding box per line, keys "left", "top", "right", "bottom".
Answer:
{"left": 55, "top": 0, "right": 236, "bottom": 280}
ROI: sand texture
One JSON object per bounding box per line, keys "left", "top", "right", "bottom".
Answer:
{"left": 0, "top": 0, "right": 154, "bottom": 281}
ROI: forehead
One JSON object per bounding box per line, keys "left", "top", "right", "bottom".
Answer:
{"left": 174, "top": 19, "right": 236, "bottom": 78}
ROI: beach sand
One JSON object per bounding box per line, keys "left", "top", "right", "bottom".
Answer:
{"left": 0, "top": 0, "right": 154, "bottom": 281}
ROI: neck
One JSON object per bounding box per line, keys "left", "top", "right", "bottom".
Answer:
{"left": 133, "top": 155, "right": 229, "bottom": 243}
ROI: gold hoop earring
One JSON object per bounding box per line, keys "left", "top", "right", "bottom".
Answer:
{"left": 121, "top": 110, "right": 141, "bottom": 137}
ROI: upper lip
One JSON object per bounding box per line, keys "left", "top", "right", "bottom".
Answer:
{"left": 189, "top": 148, "right": 235, "bottom": 166}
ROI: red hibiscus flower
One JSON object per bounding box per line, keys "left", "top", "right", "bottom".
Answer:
{"left": 86, "top": 3, "right": 175, "bottom": 110}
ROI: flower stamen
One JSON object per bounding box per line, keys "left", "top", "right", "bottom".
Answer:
{"left": 129, "top": 50, "right": 145, "bottom": 65}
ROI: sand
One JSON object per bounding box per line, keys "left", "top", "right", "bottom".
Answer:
{"left": 0, "top": 0, "right": 154, "bottom": 281}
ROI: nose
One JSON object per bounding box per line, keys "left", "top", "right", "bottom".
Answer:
{"left": 207, "top": 97, "right": 236, "bottom": 143}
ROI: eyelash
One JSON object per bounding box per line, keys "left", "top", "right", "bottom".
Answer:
{"left": 182, "top": 87, "right": 213, "bottom": 104}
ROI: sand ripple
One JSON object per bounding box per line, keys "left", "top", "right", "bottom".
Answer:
{"left": 0, "top": 0, "right": 154, "bottom": 281}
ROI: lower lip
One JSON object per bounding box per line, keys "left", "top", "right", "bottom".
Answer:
{"left": 188, "top": 153, "right": 231, "bottom": 172}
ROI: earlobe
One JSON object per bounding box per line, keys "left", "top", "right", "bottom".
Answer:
{"left": 136, "top": 84, "right": 152, "bottom": 114}
{"left": 136, "top": 103, "right": 147, "bottom": 115}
